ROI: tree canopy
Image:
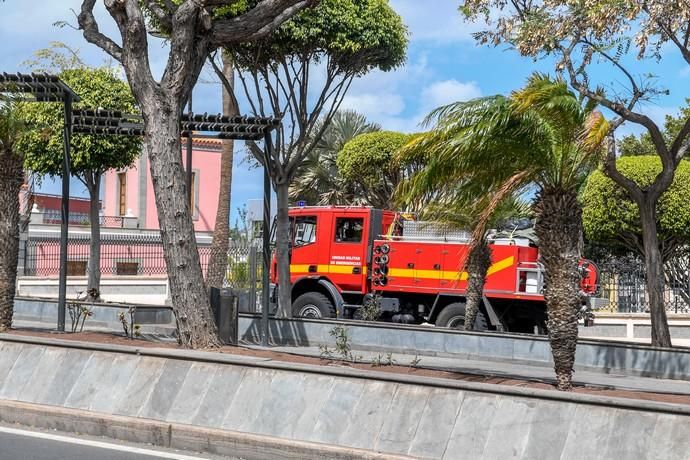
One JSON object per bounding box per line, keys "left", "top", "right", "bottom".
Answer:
{"left": 230, "top": 0, "right": 407, "bottom": 75}
{"left": 289, "top": 110, "right": 380, "bottom": 206}
{"left": 582, "top": 157, "right": 690, "bottom": 261}
{"left": 337, "top": 130, "right": 418, "bottom": 209}
{"left": 20, "top": 67, "right": 141, "bottom": 184}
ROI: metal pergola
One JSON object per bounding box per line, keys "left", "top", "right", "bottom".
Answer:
{"left": 72, "top": 109, "right": 279, "bottom": 343}
{"left": 0, "top": 72, "right": 80, "bottom": 332}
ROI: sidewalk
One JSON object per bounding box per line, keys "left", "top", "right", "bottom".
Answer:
{"left": 247, "top": 344, "right": 690, "bottom": 396}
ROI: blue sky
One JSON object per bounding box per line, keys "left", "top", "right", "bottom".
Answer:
{"left": 1, "top": 1, "right": 689, "bottom": 223}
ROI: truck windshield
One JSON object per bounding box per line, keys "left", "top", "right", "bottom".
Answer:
{"left": 292, "top": 216, "right": 317, "bottom": 247}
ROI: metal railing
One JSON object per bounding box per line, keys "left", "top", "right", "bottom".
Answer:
{"left": 31, "top": 211, "right": 138, "bottom": 228}
{"left": 19, "top": 235, "right": 263, "bottom": 312}
{"left": 591, "top": 254, "right": 690, "bottom": 314}
{"left": 22, "top": 233, "right": 211, "bottom": 277}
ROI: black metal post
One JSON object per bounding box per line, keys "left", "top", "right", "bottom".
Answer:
{"left": 261, "top": 133, "right": 272, "bottom": 346}
{"left": 185, "top": 96, "right": 193, "bottom": 204}
{"left": 57, "top": 93, "right": 73, "bottom": 332}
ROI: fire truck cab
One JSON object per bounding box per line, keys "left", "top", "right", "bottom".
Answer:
{"left": 272, "top": 206, "right": 597, "bottom": 333}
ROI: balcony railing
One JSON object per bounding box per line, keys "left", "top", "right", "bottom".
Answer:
{"left": 29, "top": 211, "right": 139, "bottom": 229}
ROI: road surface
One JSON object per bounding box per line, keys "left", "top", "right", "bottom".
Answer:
{"left": 0, "top": 426, "right": 236, "bottom": 460}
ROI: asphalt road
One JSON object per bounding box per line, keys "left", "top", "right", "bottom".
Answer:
{"left": 0, "top": 426, "right": 235, "bottom": 460}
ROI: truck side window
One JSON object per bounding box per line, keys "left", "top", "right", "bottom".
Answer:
{"left": 293, "top": 216, "right": 317, "bottom": 247}
{"left": 335, "top": 218, "right": 364, "bottom": 243}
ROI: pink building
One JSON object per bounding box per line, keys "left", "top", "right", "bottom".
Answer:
{"left": 102, "top": 137, "right": 224, "bottom": 233}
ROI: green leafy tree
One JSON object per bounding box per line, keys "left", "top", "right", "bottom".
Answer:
{"left": 228, "top": 0, "right": 408, "bottom": 317}
{"left": 0, "top": 95, "right": 27, "bottom": 331}
{"left": 337, "top": 131, "right": 421, "bottom": 209}
{"left": 290, "top": 110, "right": 380, "bottom": 206}
{"left": 20, "top": 62, "right": 140, "bottom": 301}
{"left": 459, "top": 0, "right": 690, "bottom": 348}
{"left": 400, "top": 74, "right": 607, "bottom": 390}
{"left": 76, "top": 0, "right": 313, "bottom": 348}
{"left": 583, "top": 157, "right": 690, "bottom": 262}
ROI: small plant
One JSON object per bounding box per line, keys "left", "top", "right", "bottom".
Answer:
{"left": 372, "top": 352, "right": 397, "bottom": 367}
{"left": 331, "top": 324, "right": 353, "bottom": 361}
{"left": 319, "top": 344, "right": 334, "bottom": 360}
{"left": 67, "top": 302, "right": 93, "bottom": 333}
{"left": 409, "top": 355, "right": 422, "bottom": 368}
{"left": 118, "top": 306, "right": 140, "bottom": 339}
{"left": 358, "top": 295, "right": 381, "bottom": 322}
{"left": 321, "top": 325, "right": 362, "bottom": 363}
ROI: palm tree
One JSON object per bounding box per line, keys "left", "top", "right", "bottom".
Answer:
{"left": 207, "top": 54, "right": 239, "bottom": 290}
{"left": 0, "top": 95, "right": 27, "bottom": 331}
{"left": 290, "top": 110, "right": 380, "bottom": 205}
{"left": 400, "top": 180, "right": 531, "bottom": 330}
{"left": 402, "top": 73, "right": 607, "bottom": 390}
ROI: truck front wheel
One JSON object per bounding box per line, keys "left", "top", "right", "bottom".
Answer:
{"left": 293, "top": 292, "right": 336, "bottom": 319}
{"left": 435, "top": 302, "right": 488, "bottom": 331}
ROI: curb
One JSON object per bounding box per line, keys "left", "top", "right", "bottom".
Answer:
{"left": 0, "top": 400, "right": 414, "bottom": 460}
{"left": 3, "top": 333, "right": 690, "bottom": 417}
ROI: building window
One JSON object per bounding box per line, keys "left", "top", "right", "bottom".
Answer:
{"left": 66, "top": 261, "right": 87, "bottom": 276}
{"left": 116, "top": 261, "right": 139, "bottom": 276}
{"left": 334, "top": 218, "right": 364, "bottom": 243}
{"left": 118, "top": 172, "right": 127, "bottom": 216}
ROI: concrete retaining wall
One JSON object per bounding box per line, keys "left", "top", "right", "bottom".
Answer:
{"left": 16, "top": 277, "right": 170, "bottom": 305}
{"left": 13, "top": 297, "right": 690, "bottom": 380}
{"left": 13, "top": 297, "right": 173, "bottom": 328}
{"left": 1, "top": 336, "right": 689, "bottom": 460}
{"left": 239, "top": 316, "right": 690, "bottom": 381}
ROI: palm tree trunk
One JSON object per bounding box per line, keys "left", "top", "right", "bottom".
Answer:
{"left": 0, "top": 151, "right": 24, "bottom": 331}
{"left": 534, "top": 187, "right": 582, "bottom": 391}
{"left": 207, "top": 55, "right": 237, "bottom": 290}
{"left": 86, "top": 173, "right": 101, "bottom": 301}
{"left": 464, "top": 239, "right": 491, "bottom": 330}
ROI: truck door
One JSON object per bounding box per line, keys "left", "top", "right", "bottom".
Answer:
{"left": 327, "top": 213, "right": 368, "bottom": 292}
{"left": 289, "top": 214, "right": 319, "bottom": 281}
{"left": 413, "top": 244, "right": 442, "bottom": 290}
{"left": 441, "top": 242, "right": 470, "bottom": 292}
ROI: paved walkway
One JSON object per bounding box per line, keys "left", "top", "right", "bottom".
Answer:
{"left": 246, "top": 344, "right": 690, "bottom": 396}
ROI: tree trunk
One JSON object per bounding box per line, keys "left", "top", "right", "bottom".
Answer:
{"left": 0, "top": 151, "right": 24, "bottom": 331}
{"left": 275, "top": 180, "right": 292, "bottom": 317}
{"left": 143, "top": 101, "right": 220, "bottom": 348}
{"left": 534, "top": 188, "right": 582, "bottom": 391}
{"left": 86, "top": 174, "right": 101, "bottom": 301}
{"left": 639, "top": 200, "right": 672, "bottom": 347}
{"left": 207, "top": 56, "right": 237, "bottom": 290}
{"left": 464, "top": 239, "right": 492, "bottom": 330}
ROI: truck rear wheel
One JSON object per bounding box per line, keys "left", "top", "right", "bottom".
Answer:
{"left": 293, "top": 292, "right": 336, "bottom": 319}
{"left": 435, "top": 302, "right": 488, "bottom": 331}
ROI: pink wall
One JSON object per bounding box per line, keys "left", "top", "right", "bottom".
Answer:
{"left": 103, "top": 165, "right": 139, "bottom": 218}
{"left": 103, "top": 139, "right": 222, "bottom": 233}
{"left": 31, "top": 240, "right": 210, "bottom": 277}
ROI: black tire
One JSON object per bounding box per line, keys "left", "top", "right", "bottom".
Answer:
{"left": 435, "top": 302, "right": 488, "bottom": 331}
{"left": 292, "top": 292, "right": 336, "bottom": 319}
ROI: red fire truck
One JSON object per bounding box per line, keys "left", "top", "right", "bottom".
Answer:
{"left": 271, "top": 206, "right": 598, "bottom": 332}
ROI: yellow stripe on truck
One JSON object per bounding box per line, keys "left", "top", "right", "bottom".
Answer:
{"left": 290, "top": 257, "right": 514, "bottom": 280}
{"left": 389, "top": 256, "right": 515, "bottom": 281}
{"left": 290, "top": 264, "right": 367, "bottom": 275}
